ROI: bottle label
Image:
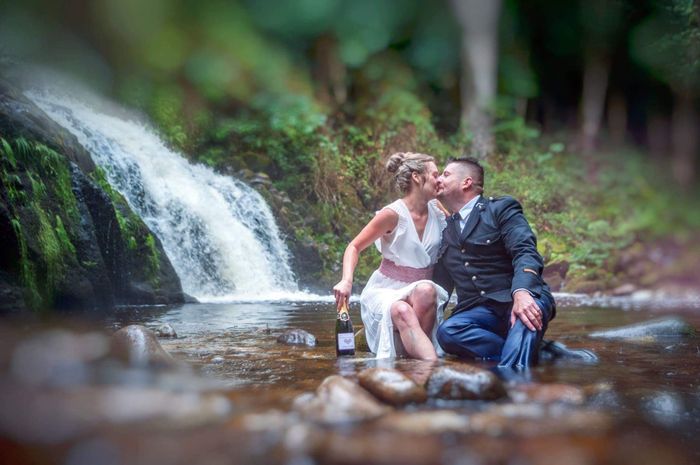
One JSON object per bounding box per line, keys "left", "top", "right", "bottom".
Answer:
{"left": 337, "top": 332, "right": 355, "bottom": 351}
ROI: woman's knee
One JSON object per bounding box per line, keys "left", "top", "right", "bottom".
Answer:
{"left": 413, "top": 283, "right": 437, "bottom": 302}
{"left": 390, "top": 301, "right": 418, "bottom": 327}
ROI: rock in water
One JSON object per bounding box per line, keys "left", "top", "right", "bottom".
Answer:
{"left": 427, "top": 364, "right": 507, "bottom": 401}
{"left": 293, "top": 375, "right": 390, "bottom": 424}
{"left": 110, "top": 325, "right": 175, "bottom": 368}
{"left": 276, "top": 329, "right": 317, "bottom": 346}
{"left": 508, "top": 383, "right": 586, "bottom": 405}
{"left": 156, "top": 324, "right": 177, "bottom": 338}
{"left": 590, "top": 317, "right": 695, "bottom": 340}
{"left": 357, "top": 368, "right": 427, "bottom": 406}
{"left": 376, "top": 410, "right": 470, "bottom": 434}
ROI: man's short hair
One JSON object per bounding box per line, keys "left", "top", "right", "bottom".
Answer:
{"left": 447, "top": 157, "right": 484, "bottom": 192}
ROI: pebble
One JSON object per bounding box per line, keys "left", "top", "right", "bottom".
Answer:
{"left": 426, "top": 364, "right": 507, "bottom": 401}
{"left": 276, "top": 329, "right": 317, "bottom": 347}
{"left": 156, "top": 324, "right": 178, "bottom": 338}
{"left": 357, "top": 367, "right": 427, "bottom": 406}
{"left": 293, "top": 375, "right": 390, "bottom": 424}
{"left": 110, "top": 325, "right": 175, "bottom": 368}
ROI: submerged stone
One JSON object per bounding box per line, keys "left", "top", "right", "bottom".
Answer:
{"left": 590, "top": 317, "right": 695, "bottom": 340}
{"left": 110, "top": 325, "right": 175, "bottom": 368}
{"left": 276, "top": 329, "right": 317, "bottom": 346}
{"left": 293, "top": 375, "right": 390, "bottom": 424}
{"left": 508, "top": 383, "right": 586, "bottom": 405}
{"left": 156, "top": 323, "right": 177, "bottom": 338}
{"left": 375, "top": 410, "right": 470, "bottom": 434}
{"left": 427, "top": 364, "right": 507, "bottom": 401}
{"left": 357, "top": 367, "right": 427, "bottom": 406}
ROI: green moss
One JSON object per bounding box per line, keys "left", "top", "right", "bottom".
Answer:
{"left": 145, "top": 233, "right": 161, "bottom": 285}
{"left": 11, "top": 218, "right": 42, "bottom": 310}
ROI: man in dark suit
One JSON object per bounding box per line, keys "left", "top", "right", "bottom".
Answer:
{"left": 433, "top": 157, "right": 555, "bottom": 368}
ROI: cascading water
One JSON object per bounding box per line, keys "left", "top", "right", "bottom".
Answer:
{"left": 27, "top": 89, "right": 304, "bottom": 302}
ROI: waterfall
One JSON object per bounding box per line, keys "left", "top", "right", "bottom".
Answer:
{"left": 27, "top": 90, "right": 305, "bottom": 302}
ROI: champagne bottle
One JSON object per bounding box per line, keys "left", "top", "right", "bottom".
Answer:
{"left": 335, "top": 302, "right": 355, "bottom": 356}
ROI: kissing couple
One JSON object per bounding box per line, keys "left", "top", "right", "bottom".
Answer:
{"left": 333, "top": 152, "right": 555, "bottom": 369}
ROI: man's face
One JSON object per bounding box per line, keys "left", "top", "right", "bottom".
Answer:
{"left": 437, "top": 162, "right": 468, "bottom": 202}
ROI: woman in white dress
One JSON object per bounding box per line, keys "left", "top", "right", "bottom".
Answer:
{"left": 332, "top": 152, "right": 449, "bottom": 360}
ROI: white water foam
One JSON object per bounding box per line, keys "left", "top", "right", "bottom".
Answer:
{"left": 27, "top": 89, "right": 302, "bottom": 302}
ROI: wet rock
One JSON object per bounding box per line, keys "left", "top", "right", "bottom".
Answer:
{"left": 375, "top": 410, "right": 470, "bottom": 434}
{"left": 611, "top": 283, "right": 637, "bottom": 296}
{"left": 293, "top": 375, "right": 390, "bottom": 424}
{"left": 276, "top": 329, "right": 317, "bottom": 346}
{"left": 110, "top": 325, "right": 175, "bottom": 368}
{"left": 156, "top": 323, "right": 177, "bottom": 338}
{"left": 508, "top": 383, "right": 585, "bottom": 405}
{"left": 10, "top": 329, "right": 109, "bottom": 387}
{"left": 357, "top": 367, "right": 427, "bottom": 406}
{"left": 590, "top": 317, "right": 695, "bottom": 340}
{"left": 426, "top": 364, "right": 507, "bottom": 401}
{"left": 211, "top": 356, "right": 225, "bottom": 364}
{"left": 469, "top": 404, "right": 612, "bottom": 436}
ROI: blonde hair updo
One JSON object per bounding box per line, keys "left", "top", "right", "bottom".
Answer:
{"left": 386, "top": 152, "right": 435, "bottom": 194}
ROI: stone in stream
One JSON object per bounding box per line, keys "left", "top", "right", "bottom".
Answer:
{"left": 507, "top": 383, "right": 586, "bottom": 405}
{"left": 292, "top": 375, "right": 390, "bottom": 424}
{"left": 156, "top": 323, "right": 178, "bottom": 338}
{"left": 110, "top": 325, "right": 175, "bottom": 368}
{"left": 375, "top": 410, "right": 470, "bottom": 434}
{"left": 357, "top": 367, "right": 427, "bottom": 406}
{"left": 426, "top": 364, "right": 507, "bottom": 401}
{"left": 276, "top": 329, "right": 317, "bottom": 346}
{"left": 589, "top": 317, "right": 695, "bottom": 340}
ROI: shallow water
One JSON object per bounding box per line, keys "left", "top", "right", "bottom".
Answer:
{"left": 2, "top": 298, "right": 699, "bottom": 465}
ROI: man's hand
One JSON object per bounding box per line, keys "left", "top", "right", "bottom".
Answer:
{"left": 332, "top": 279, "right": 352, "bottom": 310}
{"left": 510, "top": 290, "right": 543, "bottom": 331}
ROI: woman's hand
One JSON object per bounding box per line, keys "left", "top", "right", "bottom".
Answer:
{"left": 332, "top": 279, "right": 352, "bottom": 310}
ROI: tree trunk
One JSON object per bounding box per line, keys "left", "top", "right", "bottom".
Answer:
{"left": 312, "top": 34, "right": 347, "bottom": 108}
{"left": 579, "top": 54, "right": 610, "bottom": 153}
{"left": 449, "top": 0, "right": 502, "bottom": 159}
{"left": 670, "top": 93, "right": 698, "bottom": 189}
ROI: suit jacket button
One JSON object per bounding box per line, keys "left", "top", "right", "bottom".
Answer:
{"left": 486, "top": 239, "right": 491, "bottom": 244}
{"left": 461, "top": 248, "right": 466, "bottom": 253}
{"left": 472, "top": 275, "right": 477, "bottom": 280}
{"left": 489, "top": 196, "right": 494, "bottom": 201}
{"left": 464, "top": 261, "right": 469, "bottom": 267}
{"left": 480, "top": 290, "right": 485, "bottom": 296}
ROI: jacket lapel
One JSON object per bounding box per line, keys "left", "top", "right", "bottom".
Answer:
{"left": 459, "top": 195, "right": 484, "bottom": 243}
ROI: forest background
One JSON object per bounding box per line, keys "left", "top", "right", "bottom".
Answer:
{"left": 2, "top": 0, "right": 699, "bottom": 296}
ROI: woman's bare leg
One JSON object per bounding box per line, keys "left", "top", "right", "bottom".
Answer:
{"left": 390, "top": 300, "right": 437, "bottom": 360}
{"left": 407, "top": 283, "right": 438, "bottom": 338}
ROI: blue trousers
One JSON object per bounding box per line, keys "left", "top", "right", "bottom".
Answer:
{"left": 436, "top": 295, "right": 554, "bottom": 369}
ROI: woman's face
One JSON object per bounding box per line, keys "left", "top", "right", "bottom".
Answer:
{"left": 418, "top": 161, "right": 440, "bottom": 199}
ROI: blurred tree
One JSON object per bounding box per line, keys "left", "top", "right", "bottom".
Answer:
{"left": 632, "top": 0, "right": 700, "bottom": 188}
{"left": 449, "top": 0, "right": 503, "bottom": 159}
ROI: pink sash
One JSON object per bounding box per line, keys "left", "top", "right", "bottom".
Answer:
{"left": 378, "top": 258, "right": 433, "bottom": 283}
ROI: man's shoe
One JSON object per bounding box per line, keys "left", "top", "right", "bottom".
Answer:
{"left": 539, "top": 339, "right": 598, "bottom": 363}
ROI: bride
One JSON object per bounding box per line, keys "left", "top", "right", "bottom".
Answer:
{"left": 332, "top": 152, "right": 449, "bottom": 360}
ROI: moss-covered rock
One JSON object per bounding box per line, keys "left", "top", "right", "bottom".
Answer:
{"left": 0, "top": 78, "right": 183, "bottom": 312}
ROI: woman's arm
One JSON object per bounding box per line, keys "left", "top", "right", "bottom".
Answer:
{"left": 332, "top": 208, "right": 399, "bottom": 309}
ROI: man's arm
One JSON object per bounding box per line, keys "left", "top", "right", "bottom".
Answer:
{"left": 496, "top": 197, "right": 546, "bottom": 330}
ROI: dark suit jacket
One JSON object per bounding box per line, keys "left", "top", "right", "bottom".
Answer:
{"left": 433, "top": 195, "right": 554, "bottom": 318}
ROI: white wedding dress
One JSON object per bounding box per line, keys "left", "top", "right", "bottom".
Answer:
{"left": 360, "top": 199, "right": 449, "bottom": 358}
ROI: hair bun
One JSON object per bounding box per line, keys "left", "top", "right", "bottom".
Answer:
{"left": 386, "top": 152, "right": 407, "bottom": 174}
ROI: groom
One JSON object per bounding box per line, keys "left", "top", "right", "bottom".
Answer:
{"left": 433, "top": 157, "right": 555, "bottom": 368}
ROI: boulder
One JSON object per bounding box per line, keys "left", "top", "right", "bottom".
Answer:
{"left": 590, "top": 317, "right": 695, "bottom": 340}
{"left": 292, "top": 375, "right": 390, "bottom": 424}
{"left": 426, "top": 364, "right": 507, "bottom": 401}
{"left": 357, "top": 367, "right": 427, "bottom": 406}
{"left": 276, "top": 329, "right": 317, "bottom": 346}
{"left": 110, "top": 325, "right": 175, "bottom": 368}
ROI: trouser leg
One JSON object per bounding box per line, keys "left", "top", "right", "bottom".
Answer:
{"left": 498, "top": 296, "right": 554, "bottom": 369}
{"left": 436, "top": 304, "right": 508, "bottom": 360}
